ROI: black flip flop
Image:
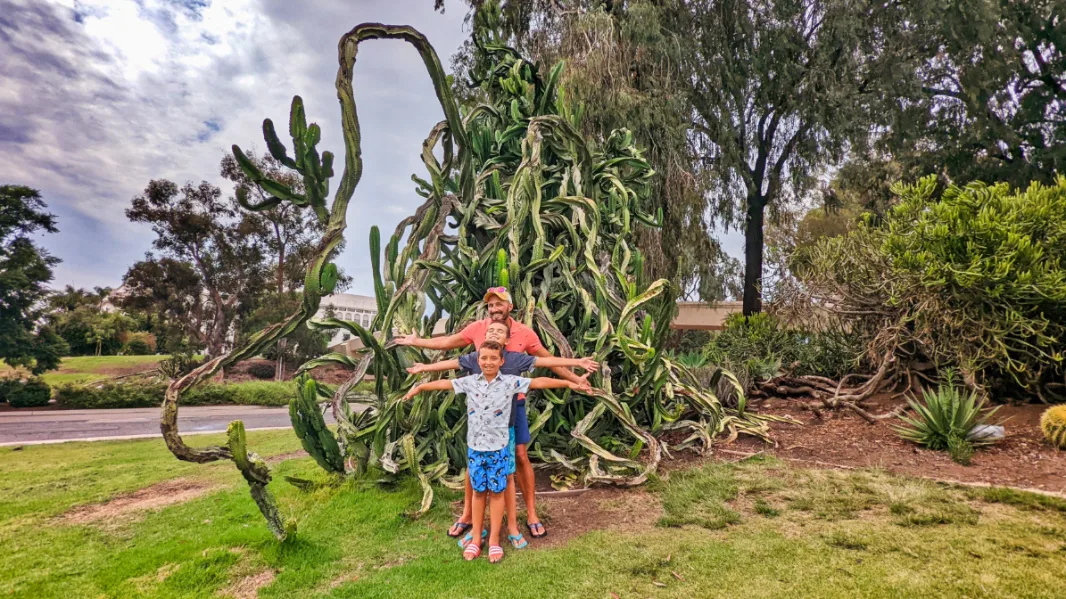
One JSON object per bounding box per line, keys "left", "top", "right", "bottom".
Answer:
{"left": 526, "top": 521, "right": 547, "bottom": 538}
{"left": 447, "top": 521, "right": 472, "bottom": 538}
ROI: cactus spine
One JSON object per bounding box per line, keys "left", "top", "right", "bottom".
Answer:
{"left": 1041, "top": 405, "right": 1066, "bottom": 449}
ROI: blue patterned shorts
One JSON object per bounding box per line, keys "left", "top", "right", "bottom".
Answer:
{"left": 507, "top": 428, "right": 516, "bottom": 475}
{"left": 468, "top": 445, "right": 510, "bottom": 494}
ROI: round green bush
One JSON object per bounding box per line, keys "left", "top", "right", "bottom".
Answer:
{"left": 123, "top": 339, "right": 153, "bottom": 356}
{"left": 246, "top": 361, "right": 277, "bottom": 380}
{"left": 8, "top": 378, "right": 52, "bottom": 408}
{"left": 0, "top": 378, "right": 18, "bottom": 402}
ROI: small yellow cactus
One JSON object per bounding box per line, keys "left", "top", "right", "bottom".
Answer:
{"left": 1040, "top": 405, "right": 1066, "bottom": 449}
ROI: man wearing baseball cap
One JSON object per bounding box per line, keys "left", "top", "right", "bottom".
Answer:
{"left": 397, "top": 286, "right": 588, "bottom": 539}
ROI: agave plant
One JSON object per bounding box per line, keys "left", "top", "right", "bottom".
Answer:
{"left": 894, "top": 376, "right": 1000, "bottom": 464}
{"left": 159, "top": 23, "right": 779, "bottom": 537}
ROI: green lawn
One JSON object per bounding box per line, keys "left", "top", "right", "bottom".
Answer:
{"left": 2, "top": 434, "right": 1064, "bottom": 598}
{"left": 1, "top": 355, "right": 168, "bottom": 386}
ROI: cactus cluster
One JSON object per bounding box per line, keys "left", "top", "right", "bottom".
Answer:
{"left": 162, "top": 23, "right": 777, "bottom": 536}
{"left": 1041, "top": 405, "right": 1066, "bottom": 449}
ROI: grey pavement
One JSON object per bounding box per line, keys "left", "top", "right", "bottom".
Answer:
{"left": 0, "top": 405, "right": 336, "bottom": 446}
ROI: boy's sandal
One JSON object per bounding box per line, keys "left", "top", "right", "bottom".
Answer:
{"left": 526, "top": 521, "right": 547, "bottom": 538}
{"left": 447, "top": 521, "right": 472, "bottom": 538}
{"left": 488, "top": 545, "right": 504, "bottom": 564}
{"left": 463, "top": 543, "right": 482, "bottom": 561}
{"left": 507, "top": 534, "right": 528, "bottom": 549}
{"left": 457, "top": 529, "right": 488, "bottom": 549}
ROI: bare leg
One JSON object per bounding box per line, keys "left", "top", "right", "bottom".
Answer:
{"left": 505, "top": 474, "right": 520, "bottom": 537}
{"left": 488, "top": 489, "right": 505, "bottom": 562}
{"left": 467, "top": 490, "right": 486, "bottom": 560}
{"left": 449, "top": 473, "right": 474, "bottom": 537}
{"left": 516, "top": 444, "right": 541, "bottom": 530}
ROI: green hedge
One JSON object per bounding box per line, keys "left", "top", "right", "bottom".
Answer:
{"left": 54, "top": 381, "right": 297, "bottom": 409}
{"left": 3, "top": 378, "right": 52, "bottom": 408}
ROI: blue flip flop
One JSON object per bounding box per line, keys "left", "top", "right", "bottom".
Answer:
{"left": 447, "top": 521, "right": 471, "bottom": 538}
{"left": 508, "top": 533, "right": 528, "bottom": 549}
{"left": 457, "top": 529, "right": 488, "bottom": 549}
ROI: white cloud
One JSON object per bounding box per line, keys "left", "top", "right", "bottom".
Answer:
{"left": 0, "top": 0, "right": 469, "bottom": 292}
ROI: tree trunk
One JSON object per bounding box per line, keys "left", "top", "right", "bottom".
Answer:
{"left": 742, "top": 194, "right": 766, "bottom": 316}
{"left": 274, "top": 339, "right": 287, "bottom": 381}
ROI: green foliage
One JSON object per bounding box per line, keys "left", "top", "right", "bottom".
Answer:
{"left": 894, "top": 376, "right": 1001, "bottom": 464}
{"left": 5, "top": 378, "right": 51, "bottom": 408}
{"left": 54, "top": 381, "right": 295, "bottom": 409}
{"left": 704, "top": 313, "right": 863, "bottom": 391}
{"left": 288, "top": 374, "right": 344, "bottom": 475}
{"left": 158, "top": 353, "right": 202, "bottom": 380}
{"left": 1040, "top": 406, "right": 1066, "bottom": 450}
{"left": 0, "top": 185, "right": 67, "bottom": 374}
{"left": 246, "top": 361, "right": 276, "bottom": 380}
{"left": 121, "top": 332, "right": 156, "bottom": 356}
{"left": 798, "top": 176, "right": 1066, "bottom": 398}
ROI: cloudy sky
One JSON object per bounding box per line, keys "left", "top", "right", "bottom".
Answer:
{"left": 2, "top": 0, "right": 743, "bottom": 297}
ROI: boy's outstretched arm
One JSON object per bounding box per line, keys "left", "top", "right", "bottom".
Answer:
{"left": 532, "top": 347, "right": 589, "bottom": 385}
{"left": 404, "top": 379, "right": 453, "bottom": 400}
{"left": 533, "top": 356, "right": 599, "bottom": 372}
{"left": 406, "top": 359, "right": 461, "bottom": 375}
{"left": 529, "top": 376, "right": 591, "bottom": 393}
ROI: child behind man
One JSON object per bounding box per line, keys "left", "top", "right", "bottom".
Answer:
{"left": 404, "top": 340, "right": 588, "bottom": 563}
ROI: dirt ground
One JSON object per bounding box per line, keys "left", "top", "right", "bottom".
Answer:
{"left": 505, "top": 394, "right": 1066, "bottom": 547}
{"left": 731, "top": 394, "right": 1066, "bottom": 493}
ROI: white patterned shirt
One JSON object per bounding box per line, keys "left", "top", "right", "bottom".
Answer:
{"left": 451, "top": 373, "right": 532, "bottom": 451}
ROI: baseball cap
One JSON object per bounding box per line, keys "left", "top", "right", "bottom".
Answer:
{"left": 483, "top": 286, "right": 512, "bottom": 304}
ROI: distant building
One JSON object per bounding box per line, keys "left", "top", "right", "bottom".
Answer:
{"left": 317, "top": 293, "right": 379, "bottom": 347}
{"left": 671, "top": 301, "right": 743, "bottom": 330}
{"left": 99, "top": 286, "right": 130, "bottom": 314}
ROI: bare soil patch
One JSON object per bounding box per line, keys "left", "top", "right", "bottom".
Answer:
{"left": 61, "top": 478, "right": 222, "bottom": 524}
{"left": 220, "top": 569, "right": 276, "bottom": 599}
{"left": 223, "top": 359, "right": 354, "bottom": 384}
{"left": 734, "top": 395, "right": 1066, "bottom": 493}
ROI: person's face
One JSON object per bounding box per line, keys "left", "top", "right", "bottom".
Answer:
{"left": 478, "top": 347, "right": 503, "bottom": 377}
{"left": 485, "top": 322, "right": 510, "bottom": 345}
{"left": 486, "top": 298, "right": 512, "bottom": 323}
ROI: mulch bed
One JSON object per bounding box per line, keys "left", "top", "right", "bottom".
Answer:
{"left": 731, "top": 394, "right": 1066, "bottom": 494}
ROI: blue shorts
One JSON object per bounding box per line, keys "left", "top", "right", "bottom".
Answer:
{"left": 513, "top": 400, "right": 531, "bottom": 445}
{"left": 507, "top": 428, "right": 516, "bottom": 475}
{"left": 468, "top": 446, "right": 510, "bottom": 494}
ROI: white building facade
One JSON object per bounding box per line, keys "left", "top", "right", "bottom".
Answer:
{"left": 316, "top": 293, "right": 379, "bottom": 347}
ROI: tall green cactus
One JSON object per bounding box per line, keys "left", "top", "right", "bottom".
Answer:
{"left": 228, "top": 421, "right": 294, "bottom": 541}
{"left": 289, "top": 375, "right": 345, "bottom": 474}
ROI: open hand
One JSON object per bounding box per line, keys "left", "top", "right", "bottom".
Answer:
{"left": 406, "top": 362, "right": 426, "bottom": 374}
{"left": 395, "top": 333, "right": 419, "bottom": 346}
{"left": 570, "top": 373, "right": 592, "bottom": 394}
{"left": 577, "top": 357, "right": 600, "bottom": 372}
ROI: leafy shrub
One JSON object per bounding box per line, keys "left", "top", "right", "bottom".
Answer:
{"left": 798, "top": 176, "right": 1066, "bottom": 399}
{"left": 7, "top": 378, "right": 52, "bottom": 408}
{"left": 158, "top": 354, "right": 202, "bottom": 379}
{"left": 54, "top": 381, "right": 295, "bottom": 409}
{"left": 894, "top": 376, "right": 1000, "bottom": 464}
{"left": 662, "top": 329, "right": 713, "bottom": 354}
{"left": 246, "top": 361, "right": 277, "bottom": 380}
{"left": 703, "top": 313, "right": 863, "bottom": 392}
{"left": 123, "top": 339, "right": 152, "bottom": 356}
{"left": 673, "top": 351, "right": 710, "bottom": 369}
{"left": 0, "top": 378, "right": 17, "bottom": 402}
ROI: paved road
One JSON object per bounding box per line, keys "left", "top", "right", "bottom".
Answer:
{"left": 0, "top": 405, "right": 336, "bottom": 446}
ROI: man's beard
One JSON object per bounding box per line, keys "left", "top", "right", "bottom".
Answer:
{"left": 489, "top": 311, "right": 508, "bottom": 323}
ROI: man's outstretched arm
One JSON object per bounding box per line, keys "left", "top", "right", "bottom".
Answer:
{"left": 395, "top": 332, "right": 470, "bottom": 351}
{"left": 532, "top": 347, "right": 589, "bottom": 385}
{"left": 407, "top": 359, "right": 462, "bottom": 374}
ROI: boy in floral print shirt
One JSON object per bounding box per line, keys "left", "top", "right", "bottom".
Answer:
{"left": 404, "top": 340, "right": 589, "bottom": 563}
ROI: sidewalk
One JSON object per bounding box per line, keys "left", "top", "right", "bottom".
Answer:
{"left": 0, "top": 405, "right": 335, "bottom": 446}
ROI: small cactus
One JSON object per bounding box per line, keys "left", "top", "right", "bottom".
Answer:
{"left": 1040, "top": 405, "right": 1066, "bottom": 449}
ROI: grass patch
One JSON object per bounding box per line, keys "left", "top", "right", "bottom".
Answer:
{"left": 2, "top": 355, "right": 169, "bottom": 387}
{"left": 975, "top": 487, "right": 1066, "bottom": 514}
{"left": 2, "top": 440, "right": 1066, "bottom": 598}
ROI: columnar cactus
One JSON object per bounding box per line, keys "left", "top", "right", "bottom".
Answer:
{"left": 289, "top": 375, "right": 345, "bottom": 474}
